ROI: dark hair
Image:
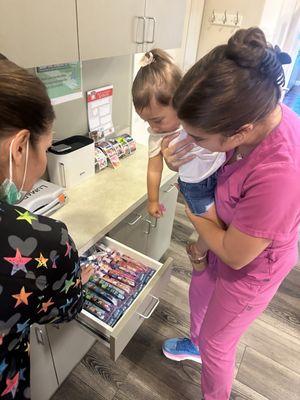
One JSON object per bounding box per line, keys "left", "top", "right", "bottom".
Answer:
{"left": 0, "top": 54, "right": 55, "bottom": 144}
{"left": 132, "top": 48, "right": 182, "bottom": 111}
{"left": 173, "top": 27, "right": 282, "bottom": 136}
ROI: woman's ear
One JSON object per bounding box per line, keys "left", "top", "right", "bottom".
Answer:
{"left": 11, "top": 130, "right": 30, "bottom": 167}
{"left": 228, "top": 124, "right": 254, "bottom": 148}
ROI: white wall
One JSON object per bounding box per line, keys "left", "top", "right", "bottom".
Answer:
{"left": 51, "top": 55, "right": 133, "bottom": 140}
{"left": 197, "top": 0, "right": 267, "bottom": 58}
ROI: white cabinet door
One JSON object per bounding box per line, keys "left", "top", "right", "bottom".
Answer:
{"left": 46, "top": 321, "right": 95, "bottom": 384}
{"left": 77, "top": 0, "right": 146, "bottom": 61}
{"left": 146, "top": 179, "right": 178, "bottom": 260}
{"left": 30, "top": 325, "right": 58, "bottom": 400}
{"left": 0, "top": 0, "right": 79, "bottom": 68}
{"left": 108, "top": 202, "right": 149, "bottom": 255}
{"left": 144, "top": 0, "right": 187, "bottom": 50}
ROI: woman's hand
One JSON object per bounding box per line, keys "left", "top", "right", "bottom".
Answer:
{"left": 161, "top": 133, "right": 196, "bottom": 171}
{"left": 81, "top": 264, "right": 95, "bottom": 285}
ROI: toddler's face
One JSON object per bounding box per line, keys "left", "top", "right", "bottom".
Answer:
{"left": 137, "top": 99, "right": 180, "bottom": 134}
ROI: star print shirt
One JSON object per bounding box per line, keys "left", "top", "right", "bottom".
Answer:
{"left": 0, "top": 202, "right": 83, "bottom": 399}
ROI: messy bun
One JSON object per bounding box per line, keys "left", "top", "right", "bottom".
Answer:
{"left": 226, "top": 27, "right": 267, "bottom": 68}
{"left": 173, "top": 27, "right": 291, "bottom": 136}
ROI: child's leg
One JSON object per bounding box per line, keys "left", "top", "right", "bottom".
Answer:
{"left": 187, "top": 204, "right": 222, "bottom": 271}
{"left": 187, "top": 235, "right": 208, "bottom": 271}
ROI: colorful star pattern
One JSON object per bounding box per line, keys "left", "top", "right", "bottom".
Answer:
{"left": 1, "top": 372, "right": 19, "bottom": 398}
{"left": 65, "top": 241, "right": 72, "bottom": 258}
{"left": 15, "top": 210, "right": 37, "bottom": 225}
{"left": 12, "top": 287, "right": 33, "bottom": 308}
{"left": 38, "top": 298, "right": 54, "bottom": 313}
{"left": 4, "top": 249, "right": 32, "bottom": 275}
{"left": 16, "top": 319, "right": 30, "bottom": 334}
{"left": 71, "top": 261, "right": 80, "bottom": 275}
{"left": 0, "top": 359, "right": 8, "bottom": 374}
{"left": 35, "top": 253, "right": 48, "bottom": 268}
{"left": 74, "top": 278, "right": 81, "bottom": 288}
{"left": 60, "top": 277, "right": 74, "bottom": 294}
{"left": 51, "top": 254, "right": 59, "bottom": 269}
{"left": 0, "top": 201, "right": 83, "bottom": 394}
{"left": 59, "top": 298, "right": 72, "bottom": 313}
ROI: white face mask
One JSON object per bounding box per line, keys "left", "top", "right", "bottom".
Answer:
{"left": 0, "top": 138, "right": 29, "bottom": 205}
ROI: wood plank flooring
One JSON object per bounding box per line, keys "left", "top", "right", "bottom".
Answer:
{"left": 52, "top": 202, "right": 300, "bottom": 400}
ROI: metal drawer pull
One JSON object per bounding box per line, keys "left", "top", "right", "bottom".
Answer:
{"left": 145, "top": 17, "right": 156, "bottom": 44}
{"left": 35, "top": 327, "right": 45, "bottom": 345}
{"left": 147, "top": 218, "right": 157, "bottom": 228}
{"left": 143, "top": 219, "right": 151, "bottom": 234}
{"left": 164, "top": 184, "right": 176, "bottom": 193}
{"left": 127, "top": 213, "right": 142, "bottom": 226}
{"left": 137, "top": 295, "right": 160, "bottom": 319}
{"left": 135, "top": 16, "right": 146, "bottom": 44}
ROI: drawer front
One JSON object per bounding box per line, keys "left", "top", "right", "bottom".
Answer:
{"left": 76, "top": 237, "right": 173, "bottom": 360}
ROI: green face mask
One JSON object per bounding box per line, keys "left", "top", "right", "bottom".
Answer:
{"left": 0, "top": 138, "right": 29, "bottom": 205}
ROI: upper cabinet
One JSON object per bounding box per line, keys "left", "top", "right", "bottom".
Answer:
{"left": 144, "top": 0, "right": 187, "bottom": 51}
{"left": 77, "top": 0, "right": 146, "bottom": 60}
{"left": 0, "top": 0, "right": 187, "bottom": 67}
{"left": 77, "top": 0, "right": 187, "bottom": 61}
{"left": 0, "top": 0, "right": 79, "bottom": 68}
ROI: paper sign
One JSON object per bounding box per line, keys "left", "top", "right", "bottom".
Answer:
{"left": 87, "top": 85, "right": 114, "bottom": 137}
{"left": 36, "top": 62, "right": 82, "bottom": 105}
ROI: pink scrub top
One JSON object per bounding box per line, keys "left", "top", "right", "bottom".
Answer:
{"left": 213, "top": 104, "right": 300, "bottom": 285}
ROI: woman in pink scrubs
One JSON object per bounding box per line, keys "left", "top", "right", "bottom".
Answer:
{"left": 161, "top": 28, "right": 300, "bottom": 399}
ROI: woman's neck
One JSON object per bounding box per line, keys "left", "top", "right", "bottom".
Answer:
{"left": 237, "top": 104, "right": 282, "bottom": 156}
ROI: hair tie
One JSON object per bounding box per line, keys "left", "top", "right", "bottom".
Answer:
{"left": 139, "top": 52, "right": 155, "bottom": 68}
{"left": 260, "top": 45, "right": 291, "bottom": 86}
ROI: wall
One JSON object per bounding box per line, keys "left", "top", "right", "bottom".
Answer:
{"left": 51, "top": 54, "right": 133, "bottom": 140}
{"left": 197, "top": 0, "right": 266, "bottom": 58}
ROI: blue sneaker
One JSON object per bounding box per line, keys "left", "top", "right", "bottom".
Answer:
{"left": 162, "top": 338, "right": 202, "bottom": 363}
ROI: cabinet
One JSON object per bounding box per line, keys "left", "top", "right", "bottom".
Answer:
{"left": 0, "top": 0, "right": 187, "bottom": 67}
{"left": 77, "top": 0, "right": 187, "bottom": 61}
{"left": 109, "top": 175, "right": 178, "bottom": 260}
{"left": 144, "top": 0, "right": 187, "bottom": 51}
{"left": 76, "top": 0, "right": 146, "bottom": 60}
{"left": 146, "top": 181, "right": 178, "bottom": 260}
{"left": 0, "top": 0, "right": 79, "bottom": 68}
{"left": 30, "top": 325, "right": 58, "bottom": 400}
{"left": 46, "top": 321, "right": 95, "bottom": 384}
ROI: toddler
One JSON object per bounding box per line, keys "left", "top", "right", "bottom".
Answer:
{"left": 132, "top": 49, "right": 225, "bottom": 270}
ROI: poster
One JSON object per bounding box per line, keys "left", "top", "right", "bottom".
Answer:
{"left": 87, "top": 85, "right": 114, "bottom": 137}
{"left": 36, "top": 62, "right": 82, "bottom": 105}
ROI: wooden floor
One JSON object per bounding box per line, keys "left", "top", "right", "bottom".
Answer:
{"left": 52, "top": 202, "right": 300, "bottom": 400}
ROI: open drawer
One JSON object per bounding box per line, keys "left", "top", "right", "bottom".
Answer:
{"left": 76, "top": 236, "right": 173, "bottom": 361}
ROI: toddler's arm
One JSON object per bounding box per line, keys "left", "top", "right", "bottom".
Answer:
{"left": 147, "top": 153, "right": 164, "bottom": 218}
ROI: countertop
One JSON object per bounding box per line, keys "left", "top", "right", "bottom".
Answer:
{"left": 51, "top": 144, "right": 177, "bottom": 255}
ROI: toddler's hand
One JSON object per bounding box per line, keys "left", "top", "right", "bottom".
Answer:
{"left": 148, "top": 201, "right": 162, "bottom": 218}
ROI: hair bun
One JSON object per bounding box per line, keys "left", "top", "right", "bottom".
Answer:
{"left": 226, "top": 27, "right": 267, "bottom": 68}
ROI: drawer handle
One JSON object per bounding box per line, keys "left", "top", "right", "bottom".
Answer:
{"left": 137, "top": 295, "right": 160, "bottom": 319}
{"left": 145, "top": 17, "right": 156, "bottom": 44}
{"left": 35, "top": 327, "right": 45, "bottom": 346}
{"left": 127, "top": 213, "right": 142, "bottom": 226}
{"left": 164, "top": 184, "right": 176, "bottom": 193}
{"left": 143, "top": 219, "right": 151, "bottom": 235}
{"left": 135, "top": 16, "right": 146, "bottom": 44}
{"left": 145, "top": 218, "right": 157, "bottom": 228}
